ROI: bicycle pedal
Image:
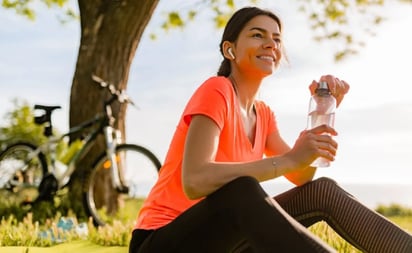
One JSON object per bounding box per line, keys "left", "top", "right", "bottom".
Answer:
{"left": 37, "top": 173, "right": 58, "bottom": 200}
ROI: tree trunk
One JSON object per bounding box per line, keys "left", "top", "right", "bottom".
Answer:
{"left": 68, "top": 0, "right": 159, "bottom": 218}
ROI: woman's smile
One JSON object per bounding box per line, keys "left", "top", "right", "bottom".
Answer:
{"left": 257, "top": 54, "right": 275, "bottom": 64}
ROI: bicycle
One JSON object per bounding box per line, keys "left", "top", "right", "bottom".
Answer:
{"left": 0, "top": 75, "right": 162, "bottom": 226}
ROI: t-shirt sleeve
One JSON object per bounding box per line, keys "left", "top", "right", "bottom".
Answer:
{"left": 182, "top": 77, "right": 230, "bottom": 130}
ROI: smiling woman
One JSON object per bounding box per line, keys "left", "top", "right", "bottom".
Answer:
{"left": 128, "top": 6, "right": 412, "bottom": 253}
{"left": 1, "top": 1, "right": 412, "bottom": 187}
{"left": 1, "top": 1, "right": 412, "bottom": 251}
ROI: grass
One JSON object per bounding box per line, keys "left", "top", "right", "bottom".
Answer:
{"left": 389, "top": 216, "right": 412, "bottom": 232}
{"left": 0, "top": 240, "right": 126, "bottom": 253}
{"left": 310, "top": 215, "right": 412, "bottom": 253}
{"left": 0, "top": 203, "right": 411, "bottom": 252}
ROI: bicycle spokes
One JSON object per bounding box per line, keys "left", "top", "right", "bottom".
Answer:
{"left": 84, "top": 144, "right": 160, "bottom": 226}
{"left": 101, "top": 154, "right": 129, "bottom": 193}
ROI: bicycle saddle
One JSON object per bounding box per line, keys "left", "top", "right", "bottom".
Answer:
{"left": 34, "top": 104, "right": 61, "bottom": 136}
{"left": 34, "top": 104, "right": 61, "bottom": 112}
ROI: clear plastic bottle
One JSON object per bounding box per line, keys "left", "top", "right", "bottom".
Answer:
{"left": 56, "top": 139, "right": 84, "bottom": 185}
{"left": 59, "top": 139, "right": 84, "bottom": 165}
{"left": 307, "top": 81, "right": 336, "bottom": 167}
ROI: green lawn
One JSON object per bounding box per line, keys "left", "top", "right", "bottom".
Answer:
{"left": 0, "top": 213, "right": 410, "bottom": 253}
{"left": 1, "top": 240, "right": 127, "bottom": 253}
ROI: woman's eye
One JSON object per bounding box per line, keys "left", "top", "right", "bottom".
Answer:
{"left": 253, "top": 33, "right": 263, "bottom": 38}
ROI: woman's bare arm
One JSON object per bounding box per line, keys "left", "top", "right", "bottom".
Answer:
{"left": 182, "top": 114, "right": 296, "bottom": 199}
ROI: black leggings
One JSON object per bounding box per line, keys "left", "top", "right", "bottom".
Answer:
{"left": 129, "top": 177, "right": 412, "bottom": 253}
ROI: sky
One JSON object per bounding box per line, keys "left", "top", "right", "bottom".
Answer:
{"left": 1, "top": 1, "right": 412, "bottom": 206}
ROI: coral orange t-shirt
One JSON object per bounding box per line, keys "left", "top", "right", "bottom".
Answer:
{"left": 135, "top": 76, "right": 278, "bottom": 230}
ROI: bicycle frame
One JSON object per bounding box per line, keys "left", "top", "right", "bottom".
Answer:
{"left": 34, "top": 77, "right": 131, "bottom": 191}
{"left": 57, "top": 118, "right": 123, "bottom": 190}
{"left": 32, "top": 113, "right": 102, "bottom": 188}
{"left": 55, "top": 116, "right": 103, "bottom": 188}
{"left": 0, "top": 75, "right": 162, "bottom": 226}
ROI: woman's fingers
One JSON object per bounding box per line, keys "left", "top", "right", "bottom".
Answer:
{"left": 292, "top": 127, "right": 338, "bottom": 167}
{"left": 315, "top": 137, "right": 337, "bottom": 156}
{"left": 309, "top": 75, "right": 350, "bottom": 107}
{"left": 319, "top": 75, "right": 350, "bottom": 106}
{"left": 314, "top": 132, "right": 338, "bottom": 164}
{"left": 309, "top": 124, "right": 338, "bottom": 136}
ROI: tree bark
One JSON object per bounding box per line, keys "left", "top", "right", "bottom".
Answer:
{"left": 68, "top": 0, "right": 159, "bottom": 218}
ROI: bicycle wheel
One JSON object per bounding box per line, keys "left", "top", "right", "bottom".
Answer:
{"left": 0, "top": 142, "right": 47, "bottom": 205}
{"left": 84, "top": 143, "right": 161, "bottom": 226}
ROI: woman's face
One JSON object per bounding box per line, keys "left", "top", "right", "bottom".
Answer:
{"left": 233, "top": 15, "right": 282, "bottom": 77}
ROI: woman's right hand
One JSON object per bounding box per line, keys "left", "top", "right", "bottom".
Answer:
{"left": 286, "top": 125, "right": 338, "bottom": 169}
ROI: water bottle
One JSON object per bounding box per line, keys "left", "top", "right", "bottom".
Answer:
{"left": 307, "top": 81, "right": 336, "bottom": 167}
{"left": 54, "top": 160, "right": 68, "bottom": 179}
{"left": 56, "top": 139, "right": 84, "bottom": 185}
{"left": 59, "top": 139, "right": 84, "bottom": 165}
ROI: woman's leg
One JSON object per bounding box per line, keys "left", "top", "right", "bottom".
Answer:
{"left": 135, "top": 176, "right": 335, "bottom": 253}
{"left": 274, "top": 177, "right": 412, "bottom": 253}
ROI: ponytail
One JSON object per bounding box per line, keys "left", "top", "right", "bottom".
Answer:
{"left": 217, "top": 59, "right": 231, "bottom": 77}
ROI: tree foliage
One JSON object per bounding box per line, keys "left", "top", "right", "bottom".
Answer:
{"left": 297, "top": 0, "right": 387, "bottom": 60}
{"left": 155, "top": 0, "right": 408, "bottom": 61}
{"left": 0, "top": 99, "right": 46, "bottom": 149}
{"left": 376, "top": 203, "right": 412, "bottom": 217}
{"left": 159, "top": 0, "right": 241, "bottom": 31}
{"left": 1, "top": 0, "right": 77, "bottom": 21}
{"left": 2, "top": 0, "right": 410, "bottom": 61}
{"left": 0, "top": 99, "right": 67, "bottom": 158}
{"left": 146, "top": 0, "right": 410, "bottom": 61}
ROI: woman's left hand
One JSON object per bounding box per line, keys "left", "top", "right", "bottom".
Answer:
{"left": 309, "top": 75, "right": 350, "bottom": 107}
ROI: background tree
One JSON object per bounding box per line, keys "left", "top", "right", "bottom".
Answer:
{"left": 66, "top": 0, "right": 160, "bottom": 216}
{"left": 3, "top": 0, "right": 162, "bottom": 216}
{"left": 2, "top": 0, "right": 410, "bottom": 217}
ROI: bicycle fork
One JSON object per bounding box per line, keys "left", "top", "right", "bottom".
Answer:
{"left": 103, "top": 126, "right": 129, "bottom": 193}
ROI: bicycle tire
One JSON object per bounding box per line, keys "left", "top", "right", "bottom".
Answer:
{"left": 0, "top": 142, "right": 48, "bottom": 205}
{"left": 84, "top": 143, "right": 161, "bottom": 226}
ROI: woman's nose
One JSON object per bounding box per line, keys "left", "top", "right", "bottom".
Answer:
{"left": 263, "top": 39, "right": 282, "bottom": 63}
{"left": 263, "top": 38, "right": 280, "bottom": 51}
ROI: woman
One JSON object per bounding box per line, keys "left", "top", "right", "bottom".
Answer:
{"left": 129, "top": 6, "right": 412, "bottom": 253}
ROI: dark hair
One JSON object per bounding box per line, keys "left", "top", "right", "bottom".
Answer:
{"left": 217, "top": 7, "right": 283, "bottom": 77}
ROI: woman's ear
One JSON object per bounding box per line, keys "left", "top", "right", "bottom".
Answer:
{"left": 222, "top": 41, "right": 235, "bottom": 60}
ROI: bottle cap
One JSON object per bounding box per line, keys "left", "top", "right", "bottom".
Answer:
{"left": 318, "top": 81, "right": 329, "bottom": 90}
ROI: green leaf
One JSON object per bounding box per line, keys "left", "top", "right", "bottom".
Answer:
{"left": 226, "top": 0, "right": 234, "bottom": 9}
{"left": 188, "top": 10, "right": 197, "bottom": 21}
{"left": 168, "top": 12, "right": 184, "bottom": 28}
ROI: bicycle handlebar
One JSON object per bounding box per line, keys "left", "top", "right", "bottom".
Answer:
{"left": 91, "top": 74, "right": 136, "bottom": 107}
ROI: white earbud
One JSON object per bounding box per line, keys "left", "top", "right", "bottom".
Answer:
{"left": 228, "top": 48, "right": 235, "bottom": 59}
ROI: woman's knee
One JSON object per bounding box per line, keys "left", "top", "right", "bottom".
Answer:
{"left": 309, "top": 177, "right": 353, "bottom": 200}
{"left": 208, "top": 176, "right": 265, "bottom": 202}
{"left": 229, "top": 176, "right": 260, "bottom": 188}
{"left": 312, "top": 177, "right": 338, "bottom": 186}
